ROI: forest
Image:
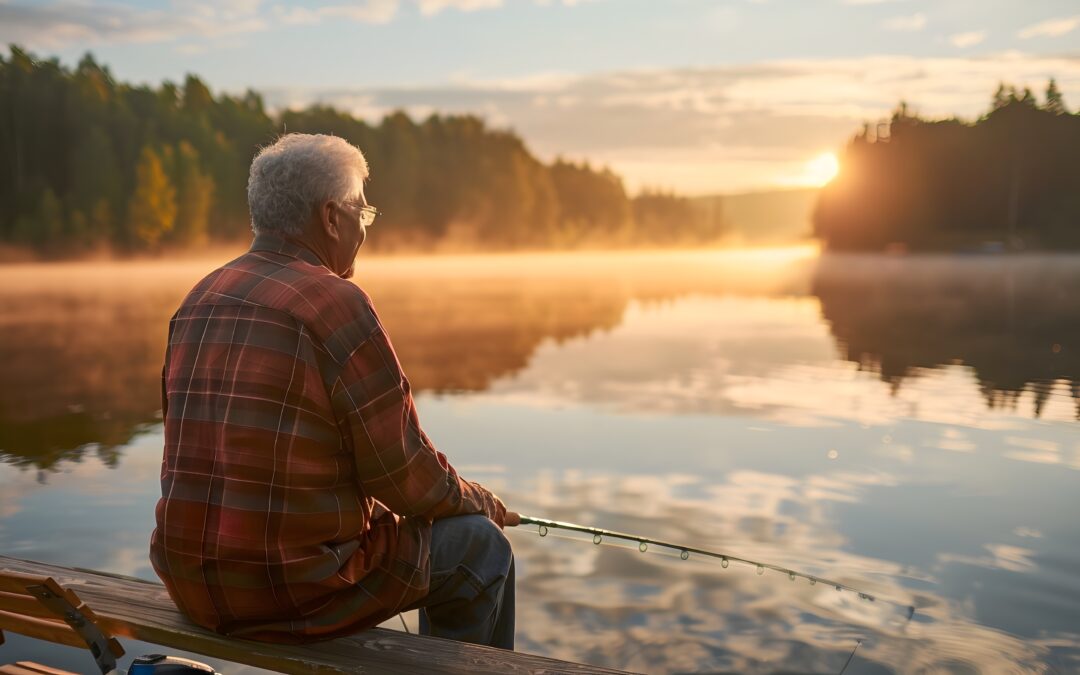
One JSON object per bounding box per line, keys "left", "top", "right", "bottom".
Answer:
{"left": 814, "top": 81, "right": 1080, "bottom": 251}
{"left": 0, "top": 46, "right": 726, "bottom": 256}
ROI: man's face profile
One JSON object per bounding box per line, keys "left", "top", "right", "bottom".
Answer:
{"left": 318, "top": 179, "right": 368, "bottom": 279}
{"left": 336, "top": 184, "right": 368, "bottom": 279}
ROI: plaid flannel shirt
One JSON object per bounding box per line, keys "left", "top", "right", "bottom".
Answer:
{"left": 149, "top": 233, "right": 506, "bottom": 642}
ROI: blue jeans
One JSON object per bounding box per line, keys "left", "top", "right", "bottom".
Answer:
{"left": 407, "top": 514, "right": 515, "bottom": 650}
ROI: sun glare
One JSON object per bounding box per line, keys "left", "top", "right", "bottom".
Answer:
{"left": 806, "top": 152, "right": 840, "bottom": 186}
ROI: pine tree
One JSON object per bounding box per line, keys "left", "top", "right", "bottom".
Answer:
{"left": 89, "top": 199, "right": 113, "bottom": 246}
{"left": 12, "top": 188, "right": 64, "bottom": 248}
{"left": 69, "top": 126, "right": 122, "bottom": 227}
{"left": 992, "top": 83, "right": 1010, "bottom": 111}
{"left": 171, "top": 141, "right": 214, "bottom": 246}
{"left": 181, "top": 75, "right": 213, "bottom": 115}
{"left": 1044, "top": 78, "right": 1067, "bottom": 115}
{"left": 126, "top": 145, "right": 177, "bottom": 248}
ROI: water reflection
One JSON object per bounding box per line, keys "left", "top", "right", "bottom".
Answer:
{"left": 1, "top": 438, "right": 1073, "bottom": 673}
{"left": 507, "top": 477, "right": 1051, "bottom": 673}
{"left": 1, "top": 250, "right": 1078, "bottom": 672}
{"left": 0, "top": 262, "right": 187, "bottom": 468}
{"left": 813, "top": 254, "right": 1079, "bottom": 419}
{"left": 1, "top": 250, "right": 1078, "bottom": 463}
{"left": 0, "top": 249, "right": 812, "bottom": 467}
{"left": 489, "top": 457, "right": 1076, "bottom": 672}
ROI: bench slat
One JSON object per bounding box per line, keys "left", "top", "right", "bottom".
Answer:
{"left": 0, "top": 611, "right": 85, "bottom": 652}
{"left": 0, "top": 573, "right": 46, "bottom": 597}
{"left": 0, "top": 593, "right": 53, "bottom": 620}
{"left": 0, "top": 574, "right": 95, "bottom": 624}
{"left": 0, "top": 662, "right": 78, "bottom": 675}
{"left": 0, "top": 555, "right": 633, "bottom": 675}
{"left": 0, "top": 578, "right": 123, "bottom": 659}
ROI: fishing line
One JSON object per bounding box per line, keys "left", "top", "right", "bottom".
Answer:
{"left": 519, "top": 514, "right": 916, "bottom": 619}
{"left": 838, "top": 639, "right": 862, "bottom": 675}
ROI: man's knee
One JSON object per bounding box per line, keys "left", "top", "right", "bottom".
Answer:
{"left": 432, "top": 514, "right": 513, "bottom": 569}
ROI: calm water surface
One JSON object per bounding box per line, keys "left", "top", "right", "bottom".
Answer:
{"left": 0, "top": 248, "right": 1077, "bottom": 674}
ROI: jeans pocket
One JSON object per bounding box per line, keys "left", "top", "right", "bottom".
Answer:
{"left": 428, "top": 563, "right": 485, "bottom": 599}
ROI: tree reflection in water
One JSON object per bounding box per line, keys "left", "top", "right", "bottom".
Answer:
{"left": 2, "top": 250, "right": 1077, "bottom": 470}
{"left": 813, "top": 254, "right": 1079, "bottom": 419}
{"left": 0, "top": 251, "right": 808, "bottom": 468}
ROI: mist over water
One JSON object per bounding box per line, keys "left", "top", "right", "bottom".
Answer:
{"left": 0, "top": 249, "right": 1077, "bottom": 673}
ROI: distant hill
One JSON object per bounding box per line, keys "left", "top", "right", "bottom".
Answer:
{"left": 696, "top": 188, "right": 818, "bottom": 245}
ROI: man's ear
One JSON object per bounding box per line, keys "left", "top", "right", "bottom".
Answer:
{"left": 320, "top": 201, "right": 341, "bottom": 242}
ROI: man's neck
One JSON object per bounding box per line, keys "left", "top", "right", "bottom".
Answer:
{"left": 250, "top": 232, "right": 330, "bottom": 271}
{"left": 284, "top": 234, "right": 334, "bottom": 270}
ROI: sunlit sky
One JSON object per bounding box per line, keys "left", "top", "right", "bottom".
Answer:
{"left": 3, "top": 0, "right": 1080, "bottom": 193}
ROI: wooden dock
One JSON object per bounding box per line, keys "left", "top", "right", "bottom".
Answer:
{"left": 0, "top": 554, "right": 634, "bottom": 674}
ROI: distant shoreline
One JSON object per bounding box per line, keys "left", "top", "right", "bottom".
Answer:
{"left": 0, "top": 239, "right": 824, "bottom": 266}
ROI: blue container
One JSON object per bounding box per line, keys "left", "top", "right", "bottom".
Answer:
{"left": 127, "top": 654, "right": 220, "bottom": 675}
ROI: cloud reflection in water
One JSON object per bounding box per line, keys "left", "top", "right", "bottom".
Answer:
{"left": 500, "top": 469, "right": 1052, "bottom": 673}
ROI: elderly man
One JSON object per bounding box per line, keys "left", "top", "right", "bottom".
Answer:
{"left": 150, "top": 133, "right": 518, "bottom": 649}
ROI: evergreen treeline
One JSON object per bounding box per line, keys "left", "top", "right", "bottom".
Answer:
{"left": 0, "top": 46, "right": 726, "bottom": 256}
{"left": 814, "top": 81, "right": 1080, "bottom": 251}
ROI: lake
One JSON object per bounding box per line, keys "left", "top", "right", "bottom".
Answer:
{"left": 0, "top": 248, "right": 1077, "bottom": 674}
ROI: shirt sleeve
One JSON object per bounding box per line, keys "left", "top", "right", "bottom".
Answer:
{"left": 330, "top": 300, "right": 506, "bottom": 527}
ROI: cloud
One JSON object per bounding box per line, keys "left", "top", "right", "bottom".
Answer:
{"left": 0, "top": 0, "right": 596, "bottom": 47}
{"left": 949, "top": 31, "right": 986, "bottom": 48}
{"left": 273, "top": 0, "right": 398, "bottom": 25}
{"left": 418, "top": 0, "right": 504, "bottom": 16}
{"left": 883, "top": 12, "right": 926, "bottom": 31}
{"left": 937, "top": 543, "right": 1039, "bottom": 573}
{"left": 1018, "top": 15, "right": 1080, "bottom": 39}
{"left": 267, "top": 52, "right": 1080, "bottom": 192}
{"left": 0, "top": 0, "right": 268, "bottom": 48}
{"left": 1002, "top": 435, "right": 1071, "bottom": 467}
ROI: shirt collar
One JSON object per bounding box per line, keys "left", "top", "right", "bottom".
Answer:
{"left": 250, "top": 233, "right": 327, "bottom": 269}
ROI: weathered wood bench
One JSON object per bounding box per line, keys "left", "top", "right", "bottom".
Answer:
{"left": 0, "top": 555, "right": 632, "bottom": 674}
{"left": 0, "top": 662, "right": 80, "bottom": 675}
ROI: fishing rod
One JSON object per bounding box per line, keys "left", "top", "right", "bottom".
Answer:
{"left": 518, "top": 514, "right": 916, "bottom": 619}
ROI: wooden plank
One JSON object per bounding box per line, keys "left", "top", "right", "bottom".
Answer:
{"left": 1, "top": 663, "right": 78, "bottom": 675}
{"left": 0, "top": 589, "right": 125, "bottom": 660}
{"left": 35, "top": 578, "right": 105, "bottom": 626}
{"left": 0, "top": 573, "right": 47, "bottom": 596}
{"left": 1, "top": 575, "right": 105, "bottom": 624}
{"left": 0, "top": 593, "right": 53, "bottom": 620}
{"left": 5, "top": 580, "right": 124, "bottom": 659}
{"left": 0, "top": 555, "right": 634, "bottom": 675}
{"left": 0, "top": 665, "right": 44, "bottom": 675}
{"left": 0, "top": 611, "right": 84, "bottom": 652}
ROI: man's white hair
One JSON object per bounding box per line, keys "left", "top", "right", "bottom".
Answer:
{"left": 247, "top": 133, "right": 369, "bottom": 236}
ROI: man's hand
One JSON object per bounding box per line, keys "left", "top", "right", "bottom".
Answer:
{"left": 504, "top": 511, "right": 521, "bottom": 527}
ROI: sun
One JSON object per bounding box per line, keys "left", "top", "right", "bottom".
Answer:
{"left": 805, "top": 152, "right": 840, "bottom": 186}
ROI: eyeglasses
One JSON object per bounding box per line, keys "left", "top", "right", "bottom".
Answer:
{"left": 342, "top": 201, "right": 381, "bottom": 227}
